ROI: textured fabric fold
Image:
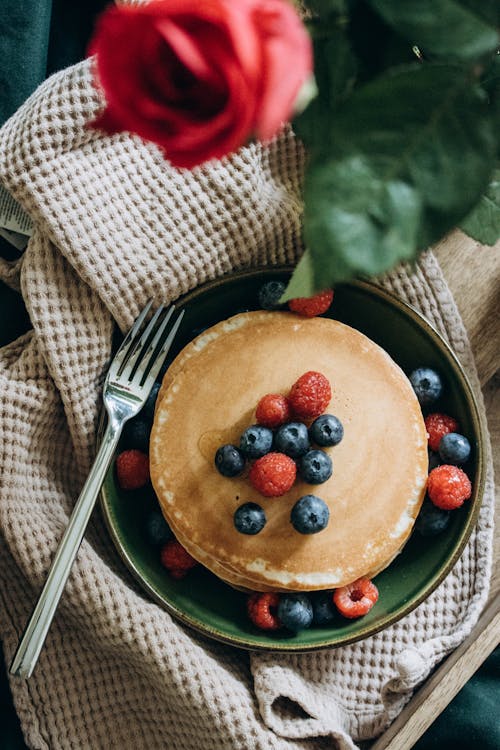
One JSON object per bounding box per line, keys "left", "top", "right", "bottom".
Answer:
{"left": 0, "top": 59, "right": 494, "bottom": 750}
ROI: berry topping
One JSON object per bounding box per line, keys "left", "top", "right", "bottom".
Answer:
{"left": 256, "top": 393, "right": 292, "bottom": 428}
{"left": 277, "top": 593, "right": 314, "bottom": 632}
{"left": 288, "top": 289, "right": 334, "bottom": 318}
{"left": 311, "top": 591, "right": 337, "bottom": 626}
{"left": 427, "top": 465, "right": 472, "bottom": 510}
{"left": 425, "top": 413, "right": 460, "bottom": 452}
{"left": 145, "top": 509, "right": 174, "bottom": 546}
{"left": 258, "top": 280, "right": 286, "bottom": 310}
{"left": 439, "top": 433, "right": 471, "bottom": 465}
{"left": 298, "top": 449, "right": 333, "bottom": 484}
{"left": 116, "top": 449, "right": 150, "bottom": 490}
{"left": 160, "top": 540, "right": 198, "bottom": 579}
{"left": 249, "top": 452, "right": 297, "bottom": 497}
{"left": 234, "top": 503, "right": 266, "bottom": 535}
{"left": 309, "top": 414, "right": 344, "bottom": 447}
{"left": 240, "top": 425, "right": 274, "bottom": 459}
{"left": 290, "top": 494, "right": 330, "bottom": 534}
{"left": 333, "top": 577, "right": 379, "bottom": 619}
{"left": 415, "top": 499, "right": 451, "bottom": 537}
{"left": 273, "top": 421, "right": 310, "bottom": 458}
{"left": 143, "top": 381, "right": 161, "bottom": 421}
{"left": 289, "top": 371, "right": 332, "bottom": 420}
{"left": 409, "top": 367, "right": 443, "bottom": 406}
{"left": 247, "top": 592, "right": 282, "bottom": 630}
{"left": 215, "top": 444, "right": 246, "bottom": 477}
{"left": 122, "top": 418, "right": 151, "bottom": 453}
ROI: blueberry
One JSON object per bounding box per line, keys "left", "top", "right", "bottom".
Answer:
{"left": 122, "top": 418, "right": 151, "bottom": 453}
{"left": 145, "top": 510, "right": 174, "bottom": 545}
{"left": 277, "top": 593, "right": 313, "bottom": 632}
{"left": 415, "top": 499, "right": 451, "bottom": 537}
{"left": 409, "top": 367, "right": 443, "bottom": 406}
{"left": 143, "top": 382, "right": 161, "bottom": 421}
{"left": 309, "top": 414, "right": 344, "bottom": 447}
{"left": 439, "top": 433, "right": 471, "bottom": 465}
{"left": 298, "top": 450, "right": 333, "bottom": 484}
{"left": 291, "top": 494, "right": 330, "bottom": 534}
{"left": 240, "top": 425, "right": 273, "bottom": 458}
{"left": 311, "top": 591, "right": 337, "bottom": 626}
{"left": 215, "top": 444, "right": 246, "bottom": 477}
{"left": 233, "top": 503, "right": 266, "bottom": 535}
{"left": 258, "top": 280, "right": 286, "bottom": 310}
{"left": 274, "top": 422, "right": 310, "bottom": 458}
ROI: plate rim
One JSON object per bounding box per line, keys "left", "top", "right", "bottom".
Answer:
{"left": 99, "top": 267, "right": 487, "bottom": 652}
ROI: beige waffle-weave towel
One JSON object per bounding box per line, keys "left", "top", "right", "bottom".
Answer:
{"left": 0, "top": 59, "right": 494, "bottom": 750}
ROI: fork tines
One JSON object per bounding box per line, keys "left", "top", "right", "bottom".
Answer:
{"left": 112, "top": 302, "right": 185, "bottom": 390}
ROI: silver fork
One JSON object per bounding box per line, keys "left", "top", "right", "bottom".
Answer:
{"left": 10, "top": 301, "right": 184, "bottom": 679}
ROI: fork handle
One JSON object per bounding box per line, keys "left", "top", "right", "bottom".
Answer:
{"left": 10, "top": 422, "right": 121, "bottom": 678}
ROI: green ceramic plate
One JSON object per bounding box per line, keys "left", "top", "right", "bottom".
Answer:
{"left": 100, "top": 267, "right": 486, "bottom": 651}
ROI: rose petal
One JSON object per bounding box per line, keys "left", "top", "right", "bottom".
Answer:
{"left": 252, "top": 1, "right": 313, "bottom": 139}
{"left": 155, "top": 18, "right": 214, "bottom": 82}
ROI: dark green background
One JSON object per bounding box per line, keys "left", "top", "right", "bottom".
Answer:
{"left": 0, "top": 1, "right": 497, "bottom": 746}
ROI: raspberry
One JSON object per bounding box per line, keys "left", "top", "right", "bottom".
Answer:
{"left": 333, "top": 577, "right": 379, "bottom": 619}
{"left": 289, "top": 371, "right": 332, "bottom": 420}
{"left": 427, "top": 465, "right": 472, "bottom": 510}
{"left": 425, "top": 413, "right": 460, "bottom": 451}
{"left": 160, "top": 540, "right": 198, "bottom": 579}
{"left": 288, "top": 289, "right": 334, "bottom": 317}
{"left": 255, "top": 393, "right": 291, "bottom": 428}
{"left": 247, "top": 592, "right": 282, "bottom": 630}
{"left": 115, "top": 449, "right": 149, "bottom": 490}
{"left": 249, "top": 452, "right": 296, "bottom": 497}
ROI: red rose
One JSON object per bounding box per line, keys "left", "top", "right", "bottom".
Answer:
{"left": 88, "top": 0, "right": 312, "bottom": 168}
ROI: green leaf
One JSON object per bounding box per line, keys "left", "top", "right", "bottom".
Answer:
{"left": 481, "top": 53, "right": 500, "bottom": 140}
{"left": 280, "top": 250, "right": 316, "bottom": 301}
{"left": 347, "top": 1, "right": 419, "bottom": 83}
{"left": 304, "top": 155, "right": 422, "bottom": 284}
{"left": 458, "top": 0, "right": 500, "bottom": 27}
{"left": 367, "top": 0, "right": 500, "bottom": 60}
{"left": 459, "top": 171, "right": 500, "bottom": 245}
{"left": 334, "top": 65, "right": 496, "bottom": 235}
{"left": 293, "top": 28, "right": 356, "bottom": 151}
{"left": 302, "top": 64, "right": 497, "bottom": 286}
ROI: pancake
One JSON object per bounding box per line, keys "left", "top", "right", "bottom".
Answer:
{"left": 150, "top": 311, "right": 428, "bottom": 592}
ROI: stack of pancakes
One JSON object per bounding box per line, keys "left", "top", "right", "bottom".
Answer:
{"left": 150, "top": 311, "right": 428, "bottom": 592}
